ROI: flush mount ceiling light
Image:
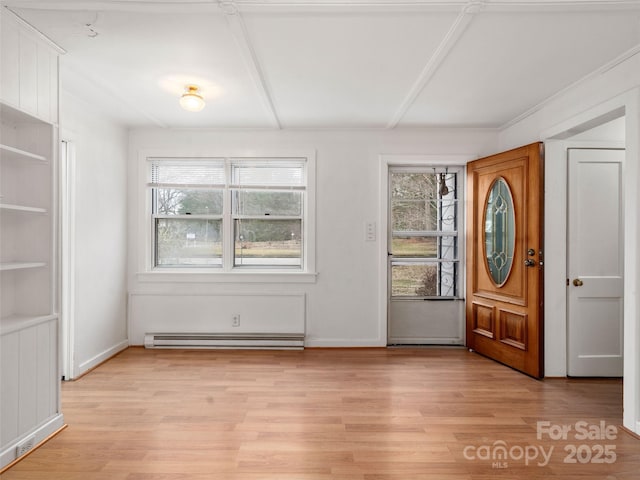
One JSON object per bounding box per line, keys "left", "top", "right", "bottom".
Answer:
{"left": 179, "top": 85, "right": 205, "bottom": 112}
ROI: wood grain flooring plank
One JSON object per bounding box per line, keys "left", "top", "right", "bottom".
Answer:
{"left": 1, "top": 347, "right": 637, "bottom": 479}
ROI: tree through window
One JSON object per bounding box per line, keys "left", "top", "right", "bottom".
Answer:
{"left": 150, "top": 157, "right": 307, "bottom": 269}
{"left": 390, "top": 169, "right": 459, "bottom": 297}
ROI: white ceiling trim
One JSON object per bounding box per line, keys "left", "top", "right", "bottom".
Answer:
{"left": 2, "top": 6, "right": 66, "bottom": 53}
{"left": 500, "top": 42, "right": 640, "bottom": 130}
{"left": 221, "top": 4, "right": 281, "bottom": 129}
{"left": 1, "top": 1, "right": 223, "bottom": 12}
{"left": 386, "top": 2, "right": 481, "bottom": 129}
{"left": 5, "top": 0, "right": 639, "bottom": 12}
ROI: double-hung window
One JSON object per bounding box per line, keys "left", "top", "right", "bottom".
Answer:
{"left": 150, "top": 157, "right": 307, "bottom": 270}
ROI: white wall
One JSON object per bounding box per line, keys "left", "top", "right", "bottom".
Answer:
{"left": 128, "top": 128, "right": 497, "bottom": 347}
{"left": 498, "top": 54, "right": 640, "bottom": 434}
{"left": 60, "top": 91, "right": 129, "bottom": 377}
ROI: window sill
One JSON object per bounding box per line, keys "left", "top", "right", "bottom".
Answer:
{"left": 136, "top": 270, "right": 318, "bottom": 284}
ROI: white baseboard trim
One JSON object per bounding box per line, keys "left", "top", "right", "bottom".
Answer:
{"left": 304, "top": 338, "right": 385, "bottom": 348}
{"left": 0, "top": 414, "right": 65, "bottom": 470}
{"left": 75, "top": 339, "right": 129, "bottom": 378}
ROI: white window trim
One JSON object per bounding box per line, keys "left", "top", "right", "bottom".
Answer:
{"left": 136, "top": 149, "right": 317, "bottom": 283}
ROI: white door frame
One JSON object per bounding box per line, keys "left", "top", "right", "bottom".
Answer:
{"left": 542, "top": 88, "right": 640, "bottom": 435}
{"left": 60, "top": 140, "right": 76, "bottom": 380}
{"left": 378, "top": 154, "right": 474, "bottom": 347}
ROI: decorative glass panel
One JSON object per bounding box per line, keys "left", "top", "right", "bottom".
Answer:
{"left": 484, "top": 177, "right": 515, "bottom": 285}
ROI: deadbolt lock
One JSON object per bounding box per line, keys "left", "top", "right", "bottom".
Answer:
{"left": 527, "top": 248, "right": 535, "bottom": 256}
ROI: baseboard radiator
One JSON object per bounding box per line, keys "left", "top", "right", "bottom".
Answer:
{"left": 144, "top": 332, "right": 304, "bottom": 350}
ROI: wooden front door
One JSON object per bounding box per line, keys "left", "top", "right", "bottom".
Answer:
{"left": 466, "top": 143, "right": 544, "bottom": 378}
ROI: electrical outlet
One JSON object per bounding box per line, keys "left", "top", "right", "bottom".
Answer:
{"left": 232, "top": 314, "right": 240, "bottom": 327}
{"left": 16, "top": 435, "right": 35, "bottom": 457}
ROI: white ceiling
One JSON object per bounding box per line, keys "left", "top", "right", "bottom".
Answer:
{"left": 4, "top": 0, "right": 640, "bottom": 129}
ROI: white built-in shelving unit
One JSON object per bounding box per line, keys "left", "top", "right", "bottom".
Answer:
{"left": 0, "top": 103, "right": 54, "bottom": 322}
{"left": 0, "top": 9, "right": 65, "bottom": 471}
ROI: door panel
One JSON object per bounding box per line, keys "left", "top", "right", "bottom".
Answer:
{"left": 567, "top": 148, "right": 623, "bottom": 377}
{"left": 466, "top": 143, "right": 544, "bottom": 378}
{"left": 389, "top": 300, "right": 465, "bottom": 344}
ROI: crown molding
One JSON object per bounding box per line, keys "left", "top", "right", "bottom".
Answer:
{"left": 2, "top": 6, "right": 66, "bottom": 53}
{"left": 501, "top": 43, "right": 640, "bottom": 130}
{"left": 5, "top": 0, "right": 639, "bottom": 13}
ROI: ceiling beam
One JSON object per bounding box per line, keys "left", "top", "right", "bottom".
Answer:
{"left": 385, "top": 1, "right": 482, "bottom": 129}
{"left": 220, "top": 2, "right": 281, "bottom": 129}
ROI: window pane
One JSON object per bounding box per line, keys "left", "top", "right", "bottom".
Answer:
{"left": 155, "top": 189, "right": 223, "bottom": 215}
{"left": 233, "top": 190, "right": 302, "bottom": 216}
{"left": 155, "top": 219, "right": 222, "bottom": 266}
{"left": 391, "top": 264, "right": 437, "bottom": 297}
{"left": 151, "top": 160, "right": 225, "bottom": 185}
{"left": 391, "top": 262, "right": 458, "bottom": 297}
{"left": 391, "top": 172, "right": 438, "bottom": 231}
{"left": 232, "top": 161, "right": 304, "bottom": 186}
{"left": 391, "top": 200, "right": 439, "bottom": 231}
{"left": 391, "top": 237, "right": 437, "bottom": 258}
{"left": 234, "top": 219, "right": 301, "bottom": 267}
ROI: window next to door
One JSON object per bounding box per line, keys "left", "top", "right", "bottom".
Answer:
{"left": 389, "top": 168, "right": 461, "bottom": 298}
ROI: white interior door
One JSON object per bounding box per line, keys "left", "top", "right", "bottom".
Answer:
{"left": 567, "top": 148, "right": 624, "bottom": 377}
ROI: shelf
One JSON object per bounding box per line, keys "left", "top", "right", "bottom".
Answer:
{"left": 0, "top": 102, "right": 51, "bottom": 126}
{"left": 0, "top": 143, "right": 47, "bottom": 163}
{"left": 0, "top": 203, "right": 47, "bottom": 214}
{"left": 0, "top": 313, "right": 57, "bottom": 336}
{"left": 0, "top": 262, "right": 46, "bottom": 271}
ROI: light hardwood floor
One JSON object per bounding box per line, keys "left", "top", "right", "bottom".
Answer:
{"left": 2, "top": 347, "right": 638, "bottom": 479}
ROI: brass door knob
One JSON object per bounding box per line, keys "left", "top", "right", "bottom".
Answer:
{"left": 572, "top": 278, "right": 584, "bottom": 287}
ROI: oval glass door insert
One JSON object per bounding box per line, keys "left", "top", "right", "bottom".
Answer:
{"left": 485, "top": 177, "right": 515, "bottom": 285}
